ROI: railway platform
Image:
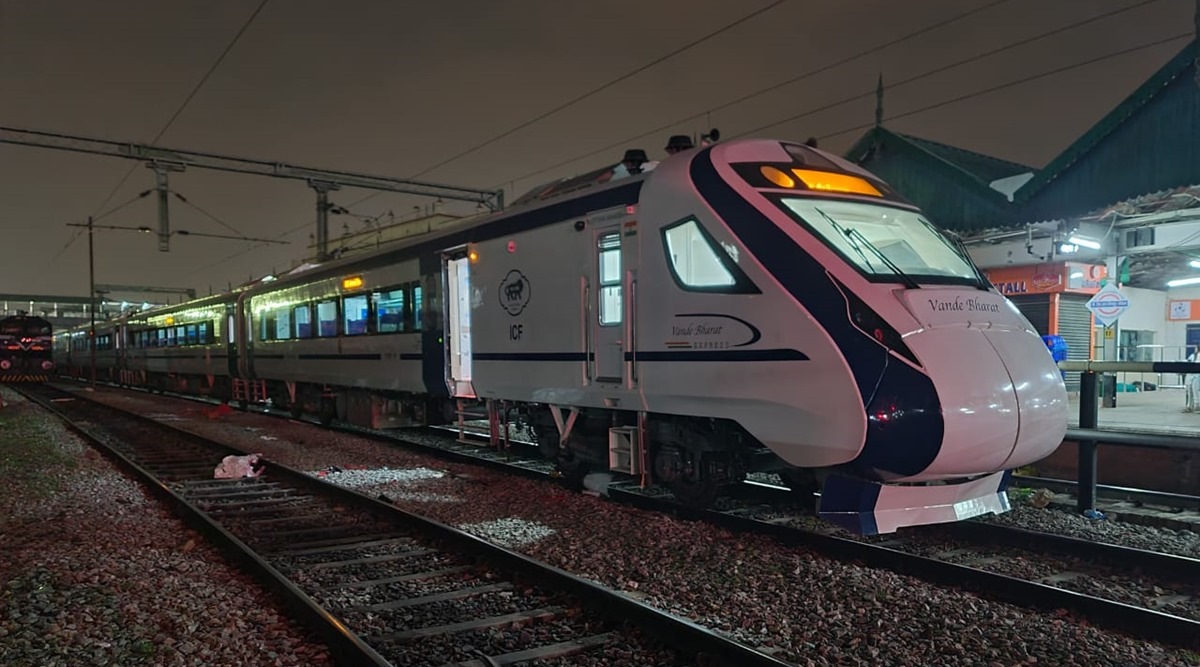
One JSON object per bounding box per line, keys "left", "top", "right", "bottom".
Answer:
{"left": 1067, "top": 388, "right": 1200, "bottom": 436}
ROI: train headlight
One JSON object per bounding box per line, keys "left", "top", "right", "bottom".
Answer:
{"left": 792, "top": 169, "right": 882, "bottom": 197}
{"left": 41, "top": 360, "right": 54, "bottom": 370}
{"left": 0, "top": 360, "right": 10, "bottom": 370}
{"left": 760, "top": 166, "right": 795, "bottom": 189}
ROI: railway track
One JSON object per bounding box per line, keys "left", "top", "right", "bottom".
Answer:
{"left": 44, "top": 380, "right": 1200, "bottom": 650}
{"left": 14, "top": 383, "right": 789, "bottom": 667}
{"left": 610, "top": 482, "right": 1200, "bottom": 650}
{"left": 375, "top": 421, "right": 1200, "bottom": 649}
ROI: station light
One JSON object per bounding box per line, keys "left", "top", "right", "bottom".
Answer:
{"left": 1067, "top": 235, "right": 1102, "bottom": 250}
{"left": 1189, "top": 260, "right": 1200, "bottom": 269}
{"left": 1166, "top": 276, "right": 1200, "bottom": 287}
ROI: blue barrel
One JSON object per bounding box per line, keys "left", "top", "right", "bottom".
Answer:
{"left": 1042, "top": 334, "right": 1068, "bottom": 381}
{"left": 1041, "top": 334, "right": 1069, "bottom": 362}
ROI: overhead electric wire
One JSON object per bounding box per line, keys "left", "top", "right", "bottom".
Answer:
{"left": 47, "top": 190, "right": 154, "bottom": 264}
{"left": 268, "top": 0, "right": 1010, "bottom": 244}
{"left": 809, "top": 31, "right": 1192, "bottom": 143}
{"left": 314, "top": 0, "right": 791, "bottom": 226}
{"left": 408, "top": 0, "right": 788, "bottom": 181}
{"left": 504, "top": 0, "right": 1163, "bottom": 189}
{"left": 170, "top": 190, "right": 249, "bottom": 238}
{"left": 87, "top": 0, "right": 270, "bottom": 218}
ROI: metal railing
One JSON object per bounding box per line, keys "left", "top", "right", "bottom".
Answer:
{"left": 1057, "top": 361, "right": 1200, "bottom": 512}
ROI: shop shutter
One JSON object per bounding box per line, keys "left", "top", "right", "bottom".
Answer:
{"left": 1056, "top": 294, "right": 1094, "bottom": 392}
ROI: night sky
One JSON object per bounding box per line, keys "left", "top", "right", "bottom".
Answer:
{"left": 0, "top": 0, "right": 1193, "bottom": 299}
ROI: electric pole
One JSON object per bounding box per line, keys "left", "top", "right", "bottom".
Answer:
{"left": 88, "top": 215, "right": 96, "bottom": 389}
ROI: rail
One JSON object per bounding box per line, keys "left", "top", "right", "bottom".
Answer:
{"left": 1056, "top": 361, "right": 1200, "bottom": 513}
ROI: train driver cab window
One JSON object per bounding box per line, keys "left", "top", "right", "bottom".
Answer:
{"left": 660, "top": 218, "right": 759, "bottom": 294}
{"left": 316, "top": 300, "right": 338, "bottom": 337}
{"left": 344, "top": 294, "right": 369, "bottom": 335}
{"left": 598, "top": 233, "right": 622, "bottom": 326}
{"left": 663, "top": 219, "right": 736, "bottom": 289}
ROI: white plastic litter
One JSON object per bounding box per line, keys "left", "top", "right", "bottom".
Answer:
{"left": 214, "top": 453, "right": 265, "bottom": 479}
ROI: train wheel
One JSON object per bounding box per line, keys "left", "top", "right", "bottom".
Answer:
{"left": 779, "top": 469, "right": 820, "bottom": 510}
{"left": 669, "top": 478, "right": 720, "bottom": 508}
{"left": 318, "top": 398, "right": 336, "bottom": 426}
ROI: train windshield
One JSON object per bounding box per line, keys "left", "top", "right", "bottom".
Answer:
{"left": 0, "top": 320, "right": 51, "bottom": 337}
{"left": 779, "top": 198, "right": 979, "bottom": 284}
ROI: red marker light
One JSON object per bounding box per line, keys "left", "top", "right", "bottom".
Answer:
{"left": 873, "top": 328, "right": 884, "bottom": 343}
{"left": 507, "top": 240, "right": 516, "bottom": 253}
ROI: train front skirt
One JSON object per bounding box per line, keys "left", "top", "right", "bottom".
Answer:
{"left": 818, "top": 470, "right": 1013, "bottom": 535}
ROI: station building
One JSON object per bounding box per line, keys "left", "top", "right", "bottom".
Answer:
{"left": 848, "top": 38, "right": 1200, "bottom": 408}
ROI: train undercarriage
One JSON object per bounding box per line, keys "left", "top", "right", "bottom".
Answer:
{"left": 59, "top": 366, "right": 818, "bottom": 507}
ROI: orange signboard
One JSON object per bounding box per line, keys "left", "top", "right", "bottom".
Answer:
{"left": 982, "top": 262, "right": 1106, "bottom": 295}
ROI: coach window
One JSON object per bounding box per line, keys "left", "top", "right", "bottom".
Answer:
{"left": 316, "top": 300, "right": 338, "bottom": 337}
{"left": 661, "top": 218, "right": 759, "bottom": 294}
{"left": 274, "top": 307, "right": 292, "bottom": 340}
{"left": 198, "top": 322, "right": 210, "bottom": 344}
{"left": 412, "top": 283, "right": 424, "bottom": 330}
{"left": 344, "top": 294, "right": 369, "bottom": 335}
{"left": 373, "top": 288, "right": 405, "bottom": 333}
{"left": 293, "top": 305, "right": 311, "bottom": 338}
{"left": 185, "top": 324, "right": 198, "bottom": 345}
{"left": 259, "top": 312, "right": 276, "bottom": 341}
{"left": 598, "top": 233, "right": 622, "bottom": 326}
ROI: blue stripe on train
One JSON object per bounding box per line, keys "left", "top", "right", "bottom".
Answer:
{"left": 688, "top": 147, "right": 943, "bottom": 478}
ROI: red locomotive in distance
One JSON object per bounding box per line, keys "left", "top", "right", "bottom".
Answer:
{"left": 0, "top": 314, "right": 54, "bottom": 382}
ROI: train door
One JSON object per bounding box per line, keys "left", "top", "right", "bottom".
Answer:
{"left": 591, "top": 226, "right": 625, "bottom": 384}
{"left": 444, "top": 252, "right": 474, "bottom": 398}
{"left": 226, "top": 306, "right": 239, "bottom": 377}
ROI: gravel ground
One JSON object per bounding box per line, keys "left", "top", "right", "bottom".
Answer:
{"left": 79, "top": 387, "right": 1200, "bottom": 666}
{"left": 0, "top": 387, "right": 335, "bottom": 667}
{"left": 982, "top": 502, "right": 1200, "bottom": 558}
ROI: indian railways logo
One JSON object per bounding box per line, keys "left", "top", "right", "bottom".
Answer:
{"left": 498, "top": 269, "right": 531, "bottom": 316}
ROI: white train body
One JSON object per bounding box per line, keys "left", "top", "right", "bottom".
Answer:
{"left": 57, "top": 138, "right": 1068, "bottom": 534}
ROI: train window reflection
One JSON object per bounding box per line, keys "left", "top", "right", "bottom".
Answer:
{"left": 374, "top": 289, "right": 406, "bottom": 333}
{"left": 663, "top": 220, "right": 736, "bottom": 288}
{"left": 780, "top": 199, "right": 977, "bottom": 282}
{"left": 316, "top": 300, "right": 338, "bottom": 337}
{"left": 294, "top": 305, "right": 312, "bottom": 338}
{"left": 344, "top": 295, "right": 369, "bottom": 335}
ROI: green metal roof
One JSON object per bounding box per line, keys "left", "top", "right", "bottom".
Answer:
{"left": 1014, "top": 40, "right": 1199, "bottom": 220}
{"left": 897, "top": 133, "right": 1034, "bottom": 185}
{"left": 844, "top": 126, "right": 1024, "bottom": 232}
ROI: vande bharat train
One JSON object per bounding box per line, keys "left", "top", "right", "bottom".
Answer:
{"left": 55, "top": 138, "right": 1068, "bottom": 534}
{"left": 1, "top": 314, "right": 54, "bottom": 382}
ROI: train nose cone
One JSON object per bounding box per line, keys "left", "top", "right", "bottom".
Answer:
{"left": 898, "top": 291, "right": 1067, "bottom": 479}
{"left": 979, "top": 327, "right": 1069, "bottom": 470}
